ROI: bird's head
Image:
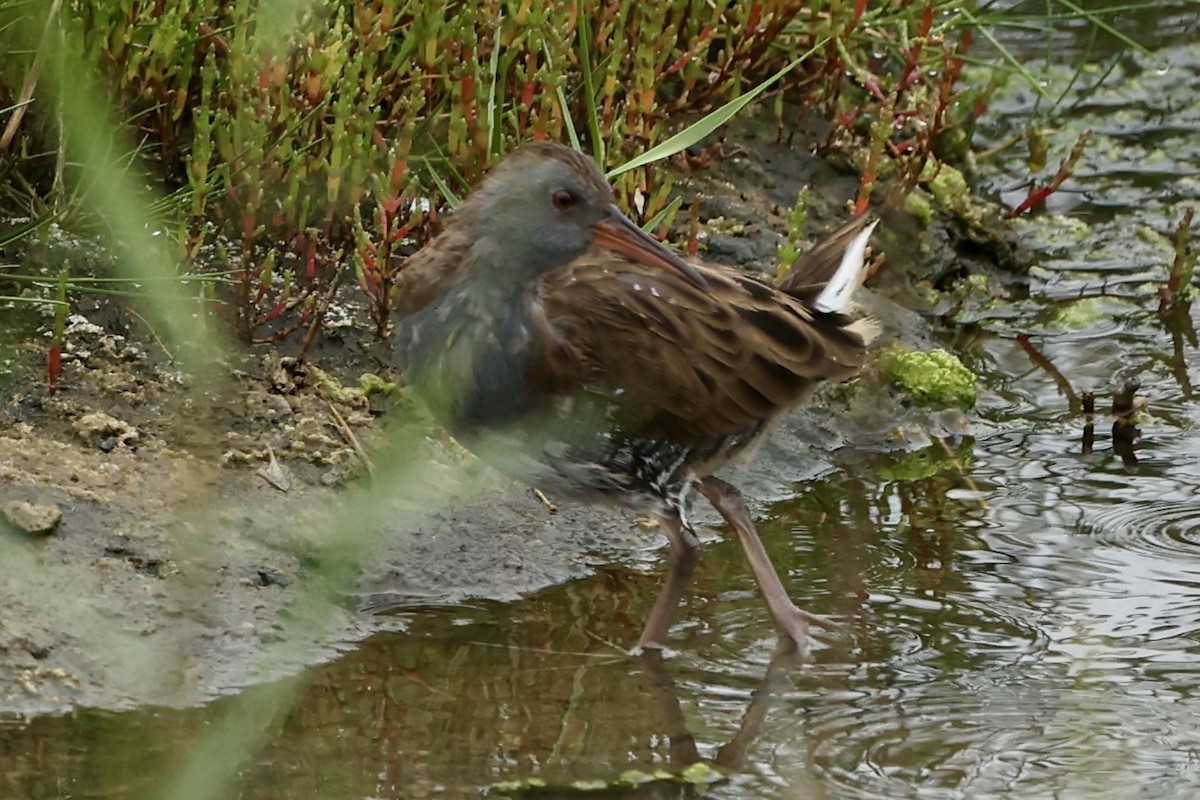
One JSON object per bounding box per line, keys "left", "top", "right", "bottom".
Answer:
{"left": 455, "top": 142, "right": 705, "bottom": 287}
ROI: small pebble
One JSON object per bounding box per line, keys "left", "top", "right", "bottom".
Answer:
{"left": 1, "top": 501, "right": 63, "bottom": 536}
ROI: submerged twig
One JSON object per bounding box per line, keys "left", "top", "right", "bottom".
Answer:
{"left": 1017, "top": 333, "right": 1080, "bottom": 413}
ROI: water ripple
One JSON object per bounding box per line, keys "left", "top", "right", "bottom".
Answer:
{"left": 794, "top": 673, "right": 1200, "bottom": 799}
{"left": 1080, "top": 498, "right": 1200, "bottom": 560}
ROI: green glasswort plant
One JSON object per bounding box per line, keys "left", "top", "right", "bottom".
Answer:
{"left": 2, "top": 0, "right": 1022, "bottom": 345}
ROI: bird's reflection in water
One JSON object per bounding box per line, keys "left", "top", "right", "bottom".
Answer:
{"left": 492, "top": 552, "right": 812, "bottom": 798}
{"left": 495, "top": 646, "right": 804, "bottom": 799}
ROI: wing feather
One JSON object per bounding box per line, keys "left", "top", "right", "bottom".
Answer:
{"left": 535, "top": 248, "right": 869, "bottom": 447}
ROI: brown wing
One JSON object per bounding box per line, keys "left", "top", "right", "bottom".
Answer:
{"left": 534, "top": 252, "right": 868, "bottom": 447}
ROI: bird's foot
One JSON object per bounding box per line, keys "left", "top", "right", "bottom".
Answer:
{"left": 631, "top": 638, "right": 661, "bottom": 655}
{"left": 630, "top": 639, "right": 681, "bottom": 659}
{"left": 796, "top": 606, "right": 841, "bottom": 632}
{"left": 775, "top": 603, "right": 841, "bottom": 652}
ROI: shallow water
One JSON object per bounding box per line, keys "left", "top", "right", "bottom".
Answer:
{"left": 4, "top": 6, "right": 1200, "bottom": 800}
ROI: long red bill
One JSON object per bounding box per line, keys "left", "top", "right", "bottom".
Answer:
{"left": 592, "top": 208, "right": 707, "bottom": 288}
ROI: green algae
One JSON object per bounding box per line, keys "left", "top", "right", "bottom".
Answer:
{"left": 881, "top": 346, "right": 978, "bottom": 408}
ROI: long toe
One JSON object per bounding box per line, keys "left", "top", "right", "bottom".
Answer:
{"left": 776, "top": 603, "right": 842, "bottom": 651}
{"left": 796, "top": 606, "right": 841, "bottom": 632}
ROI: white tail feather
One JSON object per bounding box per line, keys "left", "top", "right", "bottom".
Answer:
{"left": 846, "top": 316, "right": 882, "bottom": 346}
{"left": 812, "top": 219, "right": 878, "bottom": 315}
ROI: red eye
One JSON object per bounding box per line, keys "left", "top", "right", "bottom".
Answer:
{"left": 552, "top": 190, "right": 576, "bottom": 209}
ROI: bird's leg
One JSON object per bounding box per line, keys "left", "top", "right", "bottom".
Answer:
{"left": 636, "top": 511, "right": 700, "bottom": 652}
{"left": 695, "top": 476, "right": 837, "bottom": 649}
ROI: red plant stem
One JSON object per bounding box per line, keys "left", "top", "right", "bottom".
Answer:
{"left": 304, "top": 238, "right": 317, "bottom": 282}
{"left": 261, "top": 300, "right": 287, "bottom": 324}
{"left": 919, "top": 4, "right": 934, "bottom": 36}
{"left": 461, "top": 74, "right": 475, "bottom": 125}
{"left": 746, "top": 3, "right": 762, "bottom": 34}
{"left": 1006, "top": 130, "right": 1090, "bottom": 219}
{"left": 47, "top": 346, "right": 60, "bottom": 395}
{"left": 852, "top": 0, "right": 869, "bottom": 26}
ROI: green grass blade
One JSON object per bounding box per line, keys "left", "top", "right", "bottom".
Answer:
{"left": 425, "top": 163, "right": 462, "bottom": 208}
{"left": 541, "top": 37, "right": 580, "bottom": 152}
{"left": 576, "top": 0, "right": 603, "bottom": 164}
{"left": 0, "top": 213, "right": 56, "bottom": 249}
{"left": 0, "top": 295, "right": 69, "bottom": 308}
{"left": 1053, "top": 0, "right": 1153, "bottom": 56}
{"left": 955, "top": 7, "right": 1048, "bottom": 98}
{"left": 486, "top": 17, "right": 503, "bottom": 156}
{"left": 556, "top": 83, "right": 581, "bottom": 152}
{"left": 607, "top": 38, "right": 825, "bottom": 178}
{"left": 642, "top": 194, "right": 682, "bottom": 234}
